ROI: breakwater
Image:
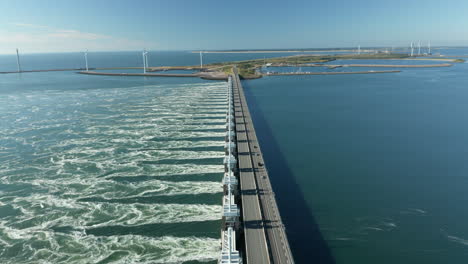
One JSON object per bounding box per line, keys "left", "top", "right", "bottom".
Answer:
{"left": 77, "top": 71, "right": 228, "bottom": 80}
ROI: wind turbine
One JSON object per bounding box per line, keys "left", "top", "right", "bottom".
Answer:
{"left": 16, "top": 48, "right": 22, "bottom": 73}
{"left": 199, "top": 51, "right": 203, "bottom": 69}
{"left": 145, "top": 50, "right": 149, "bottom": 68}
{"left": 410, "top": 42, "right": 414, "bottom": 56}
{"left": 428, "top": 41, "right": 431, "bottom": 54}
{"left": 84, "top": 49, "right": 89, "bottom": 71}
{"left": 142, "top": 49, "right": 148, "bottom": 73}
{"left": 358, "top": 45, "right": 361, "bottom": 55}
{"left": 418, "top": 41, "right": 421, "bottom": 55}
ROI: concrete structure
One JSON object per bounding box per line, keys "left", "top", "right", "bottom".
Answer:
{"left": 219, "top": 76, "right": 242, "bottom": 264}
{"left": 232, "top": 67, "right": 294, "bottom": 264}
{"left": 220, "top": 227, "right": 242, "bottom": 264}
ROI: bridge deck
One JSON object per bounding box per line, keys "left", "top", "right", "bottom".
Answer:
{"left": 232, "top": 68, "right": 294, "bottom": 264}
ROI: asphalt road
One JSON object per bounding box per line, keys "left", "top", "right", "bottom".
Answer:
{"left": 232, "top": 68, "right": 294, "bottom": 264}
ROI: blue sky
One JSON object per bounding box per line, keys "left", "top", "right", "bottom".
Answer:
{"left": 1, "top": 0, "right": 467, "bottom": 54}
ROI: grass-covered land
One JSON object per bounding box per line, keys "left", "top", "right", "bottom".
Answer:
{"left": 205, "top": 53, "right": 413, "bottom": 79}
{"left": 147, "top": 53, "right": 463, "bottom": 79}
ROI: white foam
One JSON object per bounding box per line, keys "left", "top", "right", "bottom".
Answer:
{"left": 361, "top": 227, "right": 384, "bottom": 231}
{"left": 447, "top": 234, "right": 468, "bottom": 247}
{"left": 0, "top": 80, "right": 227, "bottom": 262}
{"left": 0, "top": 225, "right": 220, "bottom": 264}
{"left": 8, "top": 193, "right": 221, "bottom": 228}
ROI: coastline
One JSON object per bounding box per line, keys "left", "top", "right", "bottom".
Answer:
{"left": 192, "top": 49, "right": 374, "bottom": 54}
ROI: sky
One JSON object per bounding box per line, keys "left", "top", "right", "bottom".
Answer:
{"left": 0, "top": 0, "right": 467, "bottom": 54}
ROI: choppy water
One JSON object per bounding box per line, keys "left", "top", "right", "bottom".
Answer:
{"left": 0, "top": 71, "right": 227, "bottom": 263}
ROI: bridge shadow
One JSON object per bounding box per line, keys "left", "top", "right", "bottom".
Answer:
{"left": 243, "top": 220, "right": 264, "bottom": 229}
{"left": 239, "top": 167, "right": 253, "bottom": 173}
{"left": 240, "top": 188, "right": 270, "bottom": 196}
{"left": 242, "top": 81, "right": 336, "bottom": 264}
{"left": 244, "top": 219, "right": 279, "bottom": 229}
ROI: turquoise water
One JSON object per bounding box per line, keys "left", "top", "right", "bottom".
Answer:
{"left": 244, "top": 50, "right": 468, "bottom": 263}
{"left": 0, "top": 71, "right": 227, "bottom": 263}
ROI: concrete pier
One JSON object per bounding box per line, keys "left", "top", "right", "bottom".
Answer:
{"left": 232, "top": 67, "right": 294, "bottom": 264}
{"left": 77, "top": 70, "right": 228, "bottom": 80}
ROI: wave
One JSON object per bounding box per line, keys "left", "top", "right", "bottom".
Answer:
{"left": 0, "top": 228, "right": 219, "bottom": 264}
{"left": 6, "top": 194, "right": 221, "bottom": 228}
{"left": 0, "top": 79, "right": 228, "bottom": 262}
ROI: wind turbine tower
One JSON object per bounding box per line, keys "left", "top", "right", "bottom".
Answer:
{"left": 84, "top": 49, "right": 89, "bottom": 71}
{"left": 145, "top": 50, "right": 149, "bottom": 69}
{"left": 358, "top": 45, "right": 361, "bottom": 55}
{"left": 142, "top": 49, "right": 148, "bottom": 74}
{"left": 200, "top": 51, "right": 203, "bottom": 69}
{"left": 410, "top": 42, "right": 414, "bottom": 56}
{"left": 428, "top": 41, "right": 431, "bottom": 54}
{"left": 16, "top": 48, "right": 22, "bottom": 73}
{"left": 418, "top": 41, "right": 421, "bottom": 55}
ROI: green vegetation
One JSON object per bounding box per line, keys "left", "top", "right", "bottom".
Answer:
{"left": 148, "top": 53, "right": 461, "bottom": 79}
{"left": 204, "top": 53, "right": 411, "bottom": 79}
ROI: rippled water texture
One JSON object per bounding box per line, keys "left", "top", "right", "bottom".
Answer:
{"left": 0, "top": 75, "right": 227, "bottom": 263}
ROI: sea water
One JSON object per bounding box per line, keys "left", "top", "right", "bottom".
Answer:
{"left": 0, "top": 70, "right": 228, "bottom": 263}
{"left": 2, "top": 48, "right": 468, "bottom": 263}
{"left": 244, "top": 48, "right": 468, "bottom": 263}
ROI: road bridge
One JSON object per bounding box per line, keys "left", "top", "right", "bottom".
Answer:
{"left": 232, "top": 67, "right": 294, "bottom": 264}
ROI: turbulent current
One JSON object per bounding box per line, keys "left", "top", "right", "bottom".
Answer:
{"left": 0, "top": 77, "right": 227, "bottom": 263}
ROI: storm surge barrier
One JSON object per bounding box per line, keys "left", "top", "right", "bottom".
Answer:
{"left": 218, "top": 68, "right": 294, "bottom": 264}
{"left": 219, "top": 76, "right": 242, "bottom": 264}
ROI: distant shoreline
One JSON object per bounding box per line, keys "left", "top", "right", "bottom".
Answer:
{"left": 192, "top": 50, "right": 374, "bottom": 54}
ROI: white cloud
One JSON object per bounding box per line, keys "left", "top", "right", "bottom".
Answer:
{"left": 0, "top": 23, "right": 154, "bottom": 54}
{"left": 46, "top": 29, "right": 110, "bottom": 40}
{"left": 9, "top": 23, "right": 51, "bottom": 30}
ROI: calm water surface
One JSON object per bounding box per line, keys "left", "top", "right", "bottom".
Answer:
{"left": 244, "top": 49, "right": 468, "bottom": 263}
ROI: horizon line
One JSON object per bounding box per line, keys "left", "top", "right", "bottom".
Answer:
{"left": 0, "top": 45, "right": 467, "bottom": 55}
